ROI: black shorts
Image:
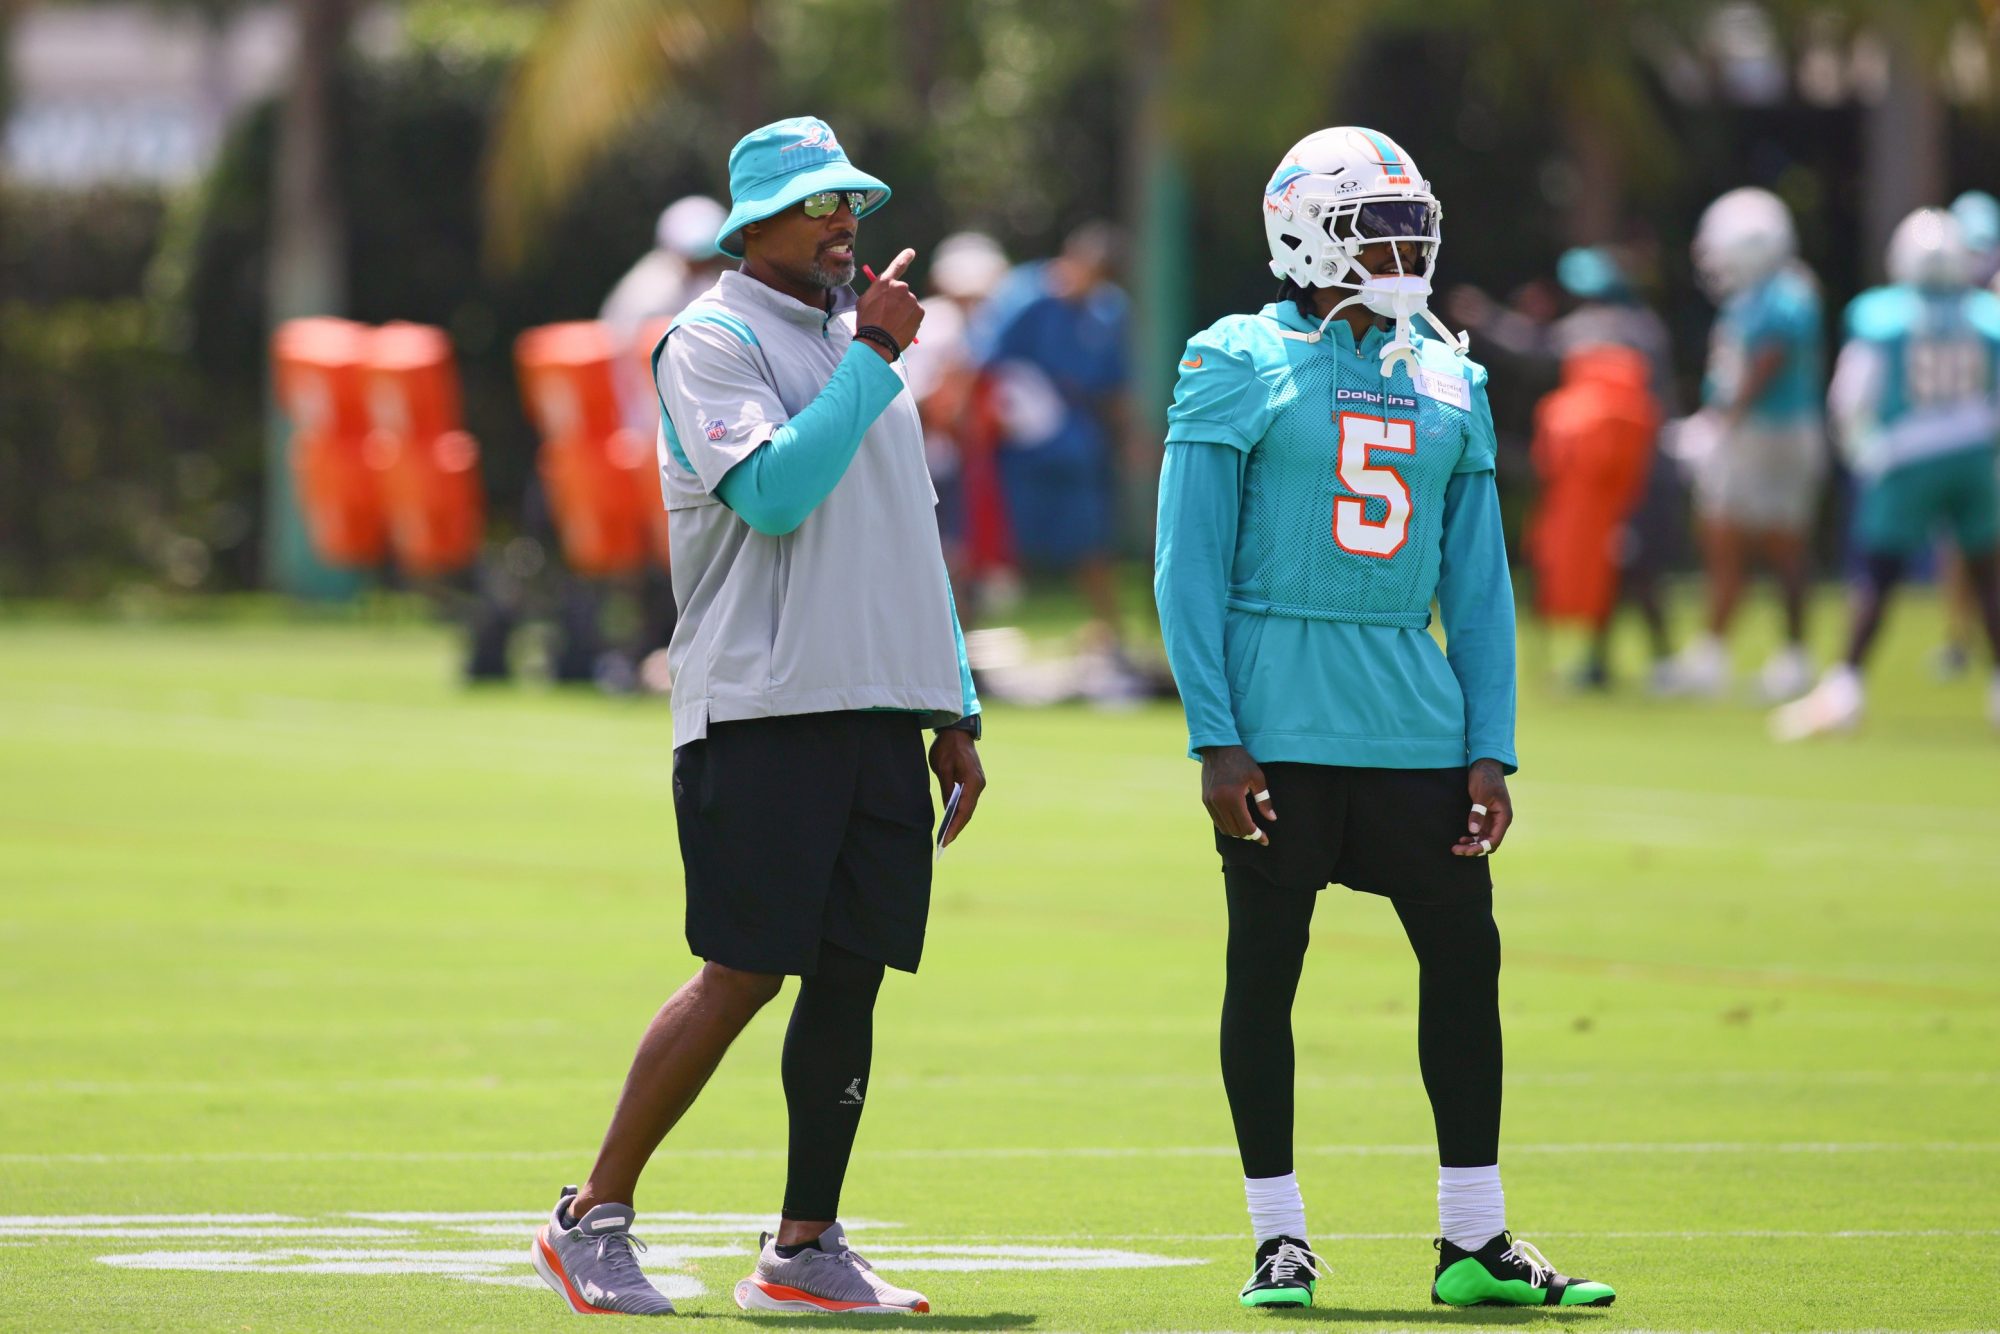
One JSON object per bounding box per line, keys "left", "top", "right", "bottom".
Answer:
{"left": 672, "top": 711, "right": 934, "bottom": 976}
{"left": 1216, "top": 762, "right": 1491, "bottom": 905}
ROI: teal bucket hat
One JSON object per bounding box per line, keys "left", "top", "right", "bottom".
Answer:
{"left": 1557, "top": 246, "right": 1629, "bottom": 301}
{"left": 714, "top": 116, "right": 891, "bottom": 259}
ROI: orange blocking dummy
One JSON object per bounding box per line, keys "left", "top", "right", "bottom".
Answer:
{"left": 361, "top": 323, "right": 485, "bottom": 577}
{"left": 273, "top": 318, "right": 386, "bottom": 568}
{"left": 1527, "top": 344, "right": 1660, "bottom": 628}
{"left": 514, "top": 322, "right": 658, "bottom": 577}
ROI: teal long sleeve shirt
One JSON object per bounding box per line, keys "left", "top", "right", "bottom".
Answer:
{"left": 1155, "top": 439, "right": 1517, "bottom": 772}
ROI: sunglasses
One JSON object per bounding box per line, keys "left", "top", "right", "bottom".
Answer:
{"left": 800, "top": 190, "right": 868, "bottom": 219}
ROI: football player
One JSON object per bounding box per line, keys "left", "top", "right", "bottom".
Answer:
{"left": 1154, "top": 127, "right": 1614, "bottom": 1311}
{"left": 1772, "top": 207, "right": 2000, "bottom": 738}
{"left": 1660, "top": 187, "right": 1826, "bottom": 701}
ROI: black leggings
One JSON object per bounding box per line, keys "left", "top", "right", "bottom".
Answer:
{"left": 780, "top": 939, "right": 886, "bottom": 1220}
{"left": 1221, "top": 863, "right": 1502, "bottom": 1176}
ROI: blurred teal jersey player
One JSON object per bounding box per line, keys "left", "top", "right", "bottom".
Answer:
{"left": 1663, "top": 187, "right": 1828, "bottom": 702}
{"left": 1773, "top": 207, "right": 2000, "bottom": 739}
{"left": 1155, "top": 126, "right": 1613, "bottom": 1313}
{"left": 1704, "top": 262, "right": 1824, "bottom": 428}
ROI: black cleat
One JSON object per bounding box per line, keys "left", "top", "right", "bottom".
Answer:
{"left": 1239, "top": 1235, "right": 1324, "bottom": 1308}
{"left": 1431, "top": 1231, "right": 1615, "bottom": 1307}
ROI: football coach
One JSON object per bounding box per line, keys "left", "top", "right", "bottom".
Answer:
{"left": 529, "top": 115, "right": 984, "bottom": 1318}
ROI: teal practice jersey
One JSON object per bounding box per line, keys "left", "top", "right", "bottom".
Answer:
{"left": 1704, "top": 266, "right": 1824, "bottom": 426}
{"left": 1837, "top": 283, "right": 2000, "bottom": 473}
{"left": 1155, "top": 301, "right": 1516, "bottom": 772}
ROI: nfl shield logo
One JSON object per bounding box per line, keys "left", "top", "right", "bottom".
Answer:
{"left": 704, "top": 419, "right": 727, "bottom": 441}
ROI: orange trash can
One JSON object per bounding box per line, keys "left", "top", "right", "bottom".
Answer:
{"left": 272, "top": 317, "right": 386, "bottom": 568}
{"left": 361, "top": 322, "right": 485, "bottom": 578}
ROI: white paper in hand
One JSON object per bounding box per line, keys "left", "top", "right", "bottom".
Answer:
{"left": 935, "top": 782, "right": 964, "bottom": 864}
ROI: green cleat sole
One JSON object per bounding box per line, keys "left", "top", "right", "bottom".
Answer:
{"left": 1241, "top": 1285, "right": 1314, "bottom": 1309}
{"left": 1431, "top": 1283, "right": 1616, "bottom": 1308}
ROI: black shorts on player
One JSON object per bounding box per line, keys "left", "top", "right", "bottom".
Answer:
{"left": 1216, "top": 762, "right": 1490, "bottom": 904}
{"left": 673, "top": 710, "right": 935, "bottom": 975}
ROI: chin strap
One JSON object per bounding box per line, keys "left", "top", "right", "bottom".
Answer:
{"left": 1378, "top": 304, "right": 1471, "bottom": 377}
{"left": 1283, "top": 291, "right": 1473, "bottom": 378}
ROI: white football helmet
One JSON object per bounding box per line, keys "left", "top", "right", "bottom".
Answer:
{"left": 1886, "top": 207, "right": 1971, "bottom": 289}
{"left": 1692, "top": 187, "right": 1796, "bottom": 299}
{"left": 1262, "top": 126, "right": 1466, "bottom": 375}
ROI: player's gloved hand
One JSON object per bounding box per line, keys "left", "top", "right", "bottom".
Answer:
{"left": 855, "top": 248, "right": 924, "bottom": 358}
{"left": 1454, "top": 757, "right": 1512, "bottom": 857}
{"left": 929, "top": 729, "right": 984, "bottom": 848}
{"left": 1199, "top": 744, "right": 1276, "bottom": 846}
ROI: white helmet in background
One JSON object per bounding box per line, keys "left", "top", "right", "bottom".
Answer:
{"left": 656, "top": 195, "right": 726, "bottom": 261}
{"left": 1692, "top": 187, "right": 1795, "bottom": 299}
{"left": 1886, "top": 207, "right": 1972, "bottom": 290}
{"left": 1262, "top": 126, "right": 1466, "bottom": 374}
{"left": 930, "top": 231, "right": 1010, "bottom": 302}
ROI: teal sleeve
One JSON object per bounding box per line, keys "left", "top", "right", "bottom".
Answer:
{"left": 1164, "top": 324, "right": 1271, "bottom": 452}
{"left": 1743, "top": 282, "right": 1813, "bottom": 350}
{"left": 1155, "top": 440, "right": 1245, "bottom": 754}
{"left": 1438, "top": 469, "right": 1517, "bottom": 773}
{"left": 1453, "top": 366, "right": 1499, "bottom": 474}
{"left": 943, "top": 566, "right": 980, "bottom": 722}
{"left": 715, "top": 344, "right": 905, "bottom": 535}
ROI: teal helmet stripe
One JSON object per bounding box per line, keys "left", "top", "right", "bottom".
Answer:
{"left": 1360, "top": 129, "right": 1402, "bottom": 172}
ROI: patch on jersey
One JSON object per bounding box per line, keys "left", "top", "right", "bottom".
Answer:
{"left": 1410, "top": 366, "right": 1470, "bottom": 411}
{"left": 1336, "top": 387, "right": 1419, "bottom": 411}
{"left": 704, "top": 418, "right": 728, "bottom": 441}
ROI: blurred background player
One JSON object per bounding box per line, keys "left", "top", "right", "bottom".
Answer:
{"left": 908, "top": 231, "right": 1011, "bottom": 615}
{"left": 1527, "top": 342, "right": 1661, "bottom": 689}
{"left": 585, "top": 194, "right": 729, "bottom": 688}
{"left": 1156, "top": 125, "right": 1613, "bottom": 1313}
{"left": 1661, "top": 187, "right": 1826, "bottom": 701}
{"left": 1935, "top": 189, "right": 2000, "bottom": 679}
{"left": 974, "top": 220, "right": 1143, "bottom": 700}
{"left": 1773, "top": 208, "right": 2000, "bottom": 739}
{"left": 1455, "top": 246, "right": 1680, "bottom": 687}
{"left": 601, "top": 195, "right": 732, "bottom": 437}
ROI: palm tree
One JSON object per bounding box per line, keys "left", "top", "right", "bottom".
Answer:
{"left": 482, "top": 0, "right": 759, "bottom": 269}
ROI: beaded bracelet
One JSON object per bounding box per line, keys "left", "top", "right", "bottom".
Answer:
{"left": 853, "top": 324, "right": 902, "bottom": 359}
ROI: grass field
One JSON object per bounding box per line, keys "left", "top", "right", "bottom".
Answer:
{"left": 3, "top": 600, "right": 1998, "bottom": 1332}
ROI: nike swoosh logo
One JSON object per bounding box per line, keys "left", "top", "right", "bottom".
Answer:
{"left": 1181, "top": 355, "right": 1203, "bottom": 369}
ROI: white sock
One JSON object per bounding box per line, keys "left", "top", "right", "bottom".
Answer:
{"left": 1437, "top": 1164, "right": 1505, "bottom": 1250}
{"left": 1244, "top": 1172, "right": 1307, "bottom": 1242}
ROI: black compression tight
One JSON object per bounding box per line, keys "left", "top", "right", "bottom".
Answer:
{"left": 1220, "top": 864, "right": 1503, "bottom": 1178}
{"left": 780, "top": 939, "right": 886, "bottom": 1221}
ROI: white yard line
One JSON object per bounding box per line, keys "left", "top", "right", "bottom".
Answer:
{"left": 936, "top": 1227, "right": 2000, "bottom": 1243}
{"left": 3, "top": 1140, "right": 1996, "bottom": 1165}
{"left": 4, "top": 1068, "right": 1994, "bottom": 1096}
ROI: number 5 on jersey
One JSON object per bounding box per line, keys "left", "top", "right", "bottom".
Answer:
{"left": 1332, "top": 412, "right": 1414, "bottom": 557}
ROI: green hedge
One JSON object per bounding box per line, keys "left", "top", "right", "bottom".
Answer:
{"left": 0, "top": 299, "right": 259, "bottom": 598}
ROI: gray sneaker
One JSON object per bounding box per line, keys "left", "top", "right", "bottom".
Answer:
{"left": 529, "top": 1186, "right": 676, "bottom": 1315}
{"left": 734, "top": 1222, "right": 930, "bottom": 1314}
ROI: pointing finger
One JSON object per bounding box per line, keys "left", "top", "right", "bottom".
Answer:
{"left": 878, "top": 247, "right": 917, "bottom": 284}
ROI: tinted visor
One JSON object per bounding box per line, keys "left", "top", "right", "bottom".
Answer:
{"left": 1356, "top": 201, "right": 1436, "bottom": 240}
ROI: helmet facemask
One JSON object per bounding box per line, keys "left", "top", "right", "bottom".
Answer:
{"left": 1294, "top": 194, "right": 1465, "bottom": 375}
